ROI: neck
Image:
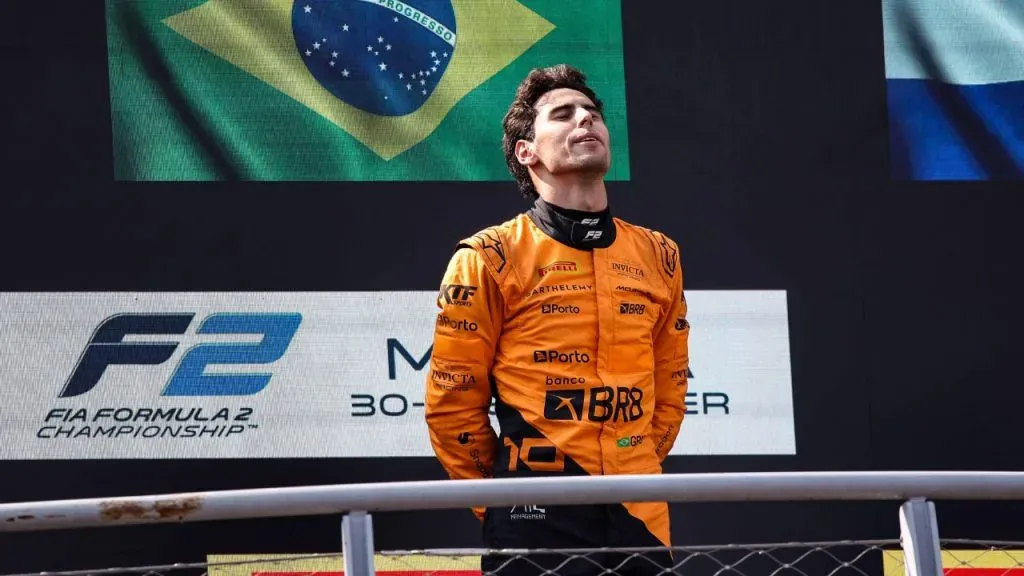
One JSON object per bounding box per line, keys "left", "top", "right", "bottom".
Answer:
{"left": 533, "top": 174, "right": 608, "bottom": 212}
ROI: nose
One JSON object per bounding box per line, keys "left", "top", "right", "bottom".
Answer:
{"left": 575, "top": 107, "right": 593, "bottom": 127}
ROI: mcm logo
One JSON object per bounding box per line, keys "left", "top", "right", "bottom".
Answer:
{"left": 510, "top": 505, "right": 546, "bottom": 520}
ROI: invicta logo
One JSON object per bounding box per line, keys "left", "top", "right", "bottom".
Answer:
{"left": 612, "top": 262, "right": 644, "bottom": 280}
{"left": 537, "top": 261, "right": 578, "bottom": 278}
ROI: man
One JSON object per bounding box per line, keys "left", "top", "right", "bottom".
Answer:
{"left": 425, "top": 64, "right": 690, "bottom": 576}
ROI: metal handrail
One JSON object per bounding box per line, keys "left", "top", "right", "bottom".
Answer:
{"left": 1, "top": 471, "right": 1022, "bottom": 532}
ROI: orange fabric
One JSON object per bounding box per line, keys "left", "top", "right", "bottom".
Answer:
{"left": 424, "top": 214, "right": 689, "bottom": 526}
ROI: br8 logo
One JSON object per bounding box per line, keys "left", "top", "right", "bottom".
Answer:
{"left": 543, "top": 386, "right": 644, "bottom": 423}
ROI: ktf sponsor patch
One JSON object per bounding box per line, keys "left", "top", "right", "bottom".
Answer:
{"left": 437, "top": 284, "right": 477, "bottom": 307}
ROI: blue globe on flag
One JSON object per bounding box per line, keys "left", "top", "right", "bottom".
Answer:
{"left": 293, "top": 0, "right": 457, "bottom": 117}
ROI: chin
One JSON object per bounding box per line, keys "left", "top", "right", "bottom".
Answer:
{"left": 576, "top": 158, "right": 611, "bottom": 174}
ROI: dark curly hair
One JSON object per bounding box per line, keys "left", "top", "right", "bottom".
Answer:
{"left": 501, "top": 64, "right": 605, "bottom": 201}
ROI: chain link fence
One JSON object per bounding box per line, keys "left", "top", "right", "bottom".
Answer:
{"left": 7, "top": 538, "right": 1024, "bottom": 576}
{"left": 1, "top": 539, "right": 912, "bottom": 576}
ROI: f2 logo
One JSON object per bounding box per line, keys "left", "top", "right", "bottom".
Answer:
{"left": 60, "top": 313, "right": 302, "bottom": 398}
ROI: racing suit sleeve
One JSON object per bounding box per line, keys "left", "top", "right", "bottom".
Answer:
{"left": 651, "top": 262, "right": 689, "bottom": 461}
{"left": 424, "top": 246, "right": 503, "bottom": 520}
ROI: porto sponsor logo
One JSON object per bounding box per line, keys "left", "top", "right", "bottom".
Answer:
{"left": 619, "top": 302, "right": 645, "bottom": 315}
{"left": 537, "top": 260, "right": 578, "bottom": 278}
{"left": 438, "top": 284, "right": 477, "bottom": 306}
{"left": 42, "top": 312, "right": 301, "bottom": 442}
{"left": 437, "top": 314, "right": 478, "bottom": 331}
{"left": 543, "top": 386, "right": 644, "bottom": 423}
{"left": 532, "top": 349, "right": 590, "bottom": 364}
{"left": 541, "top": 303, "right": 580, "bottom": 315}
{"left": 293, "top": 0, "right": 456, "bottom": 116}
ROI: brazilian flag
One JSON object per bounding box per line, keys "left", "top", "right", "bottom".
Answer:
{"left": 106, "top": 0, "right": 629, "bottom": 182}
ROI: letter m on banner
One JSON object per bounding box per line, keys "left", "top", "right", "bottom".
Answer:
{"left": 387, "top": 338, "right": 431, "bottom": 380}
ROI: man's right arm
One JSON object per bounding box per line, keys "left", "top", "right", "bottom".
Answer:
{"left": 425, "top": 246, "right": 503, "bottom": 492}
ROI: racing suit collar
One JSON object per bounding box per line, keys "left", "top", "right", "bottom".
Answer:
{"left": 527, "top": 197, "right": 616, "bottom": 250}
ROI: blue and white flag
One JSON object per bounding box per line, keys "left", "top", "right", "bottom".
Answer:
{"left": 883, "top": 0, "right": 1024, "bottom": 180}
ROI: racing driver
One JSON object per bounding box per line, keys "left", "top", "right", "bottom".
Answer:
{"left": 425, "top": 64, "right": 690, "bottom": 576}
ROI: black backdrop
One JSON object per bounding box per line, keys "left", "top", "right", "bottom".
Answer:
{"left": 1, "top": 0, "right": 1022, "bottom": 572}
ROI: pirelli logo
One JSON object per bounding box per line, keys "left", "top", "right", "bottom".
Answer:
{"left": 537, "top": 261, "right": 577, "bottom": 278}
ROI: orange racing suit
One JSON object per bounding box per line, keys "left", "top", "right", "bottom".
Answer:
{"left": 425, "top": 198, "right": 689, "bottom": 575}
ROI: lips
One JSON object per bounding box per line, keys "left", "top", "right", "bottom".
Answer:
{"left": 571, "top": 132, "right": 602, "bottom": 145}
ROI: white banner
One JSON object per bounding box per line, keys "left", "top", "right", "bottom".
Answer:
{"left": 0, "top": 291, "right": 795, "bottom": 459}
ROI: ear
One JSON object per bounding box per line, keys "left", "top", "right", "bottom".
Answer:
{"left": 515, "top": 139, "right": 537, "bottom": 167}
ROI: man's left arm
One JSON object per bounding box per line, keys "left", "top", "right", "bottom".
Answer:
{"left": 651, "top": 249, "right": 689, "bottom": 461}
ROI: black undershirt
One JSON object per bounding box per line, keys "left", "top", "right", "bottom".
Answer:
{"left": 527, "top": 197, "right": 616, "bottom": 250}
